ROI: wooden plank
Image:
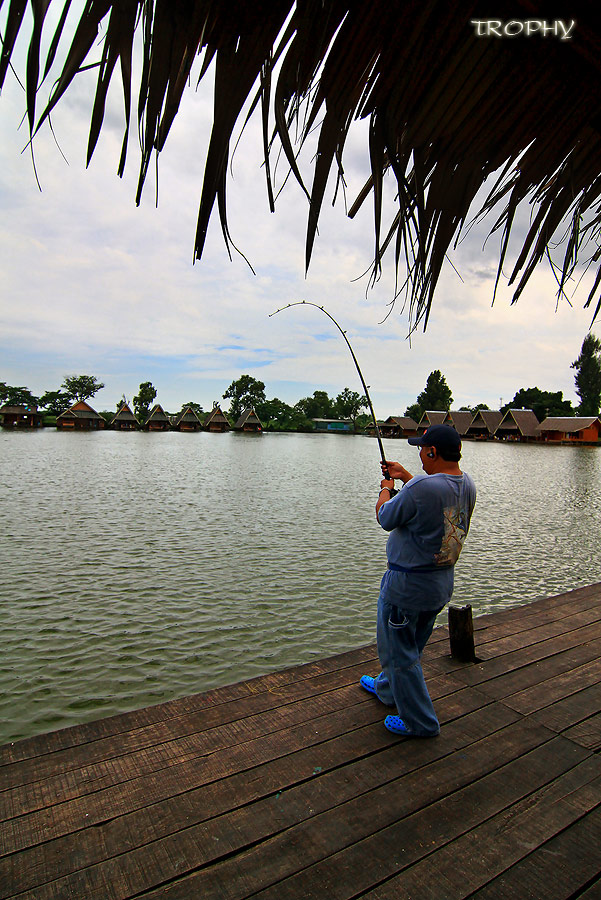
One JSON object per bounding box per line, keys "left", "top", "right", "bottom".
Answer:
{"left": 503, "top": 657, "right": 601, "bottom": 716}
{"left": 457, "top": 805, "right": 601, "bottom": 899}
{"left": 0, "top": 704, "right": 524, "bottom": 899}
{"left": 363, "top": 761, "right": 601, "bottom": 900}
{"left": 129, "top": 735, "right": 590, "bottom": 900}
{"left": 532, "top": 683, "right": 601, "bottom": 734}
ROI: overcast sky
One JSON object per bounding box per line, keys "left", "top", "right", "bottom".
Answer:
{"left": 1, "top": 8, "right": 598, "bottom": 417}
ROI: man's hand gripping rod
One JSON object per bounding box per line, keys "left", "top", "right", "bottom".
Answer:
{"left": 270, "top": 301, "right": 397, "bottom": 493}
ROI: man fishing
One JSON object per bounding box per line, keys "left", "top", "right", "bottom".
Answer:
{"left": 360, "top": 424, "right": 477, "bottom": 737}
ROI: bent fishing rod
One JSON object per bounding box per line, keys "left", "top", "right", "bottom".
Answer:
{"left": 269, "top": 301, "right": 396, "bottom": 487}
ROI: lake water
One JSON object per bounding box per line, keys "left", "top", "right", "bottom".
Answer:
{"left": 1, "top": 428, "right": 600, "bottom": 745}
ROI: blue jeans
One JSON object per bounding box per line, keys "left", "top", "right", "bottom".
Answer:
{"left": 375, "top": 593, "right": 444, "bottom": 736}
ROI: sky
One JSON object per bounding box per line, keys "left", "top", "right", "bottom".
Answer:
{"left": 1, "top": 7, "right": 599, "bottom": 418}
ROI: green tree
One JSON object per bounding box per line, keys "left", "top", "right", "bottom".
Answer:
{"left": 39, "top": 390, "right": 73, "bottom": 416}
{"left": 404, "top": 402, "right": 422, "bottom": 422}
{"left": 223, "top": 375, "right": 266, "bottom": 423}
{"left": 406, "top": 371, "right": 453, "bottom": 421}
{"left": 294, "top": 390, "right": 334, "bottom": 420}
{"left": 255, "top": 398, "right": 313, "bottom": 431}
{"left": 0, "top": 383, "right": 39, "bottom": 406}
{"left": 133, "top": 381, "right": 157, "bottom": 422}
{"left": 502, "top": 387, "right": 574, "bottom": 422}
{"left": 61, "top": 374, "right": 105, "bottom": 402}
{"left": 333, "top": 387, "right": 368, "bottom": 430}
{"left": 571, "top": 333, "right": 601, "bottom": 416}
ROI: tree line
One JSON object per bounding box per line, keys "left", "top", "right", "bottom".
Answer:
{"left": 3, "top": 334, "right": 600, "bottom": 430}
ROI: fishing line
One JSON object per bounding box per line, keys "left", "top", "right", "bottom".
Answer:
{"left": 269, "top": 301, "right": 395, "bottom": 485}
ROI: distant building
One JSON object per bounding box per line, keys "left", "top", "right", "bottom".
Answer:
{"left": 443, "top": 410, "right": 474, "bottom": 436}
{"left": 465, "top": 410, "right": 503, "bottom": 440}
{"left": 312, "top": 418, "right": 353, "bottom": 433}
{"left": 417, "top": 411, "right": 447, "bottom": 433}
{"left": 495, "top": 409, "right": 540, "bottom": 441}
{"left": 144, "top": 404, "right": 171, "bottom": 431}
{"left": 173, "top": 406, "right": 204, "bottom": 432}
{"left": 110, "top": 403, "right": 139, "bottom": 430}
{"left": 204, "top": 405, "right": 230, "bottom": 432}
{"left": 0, "top": 403, "right": 43, "bottom": 428}
{"left": 56, "top": 400, "right": 105, "bottom": 430}
{"left": 536, "top": 417, "right": 601, "bottom": 444}
{"left": 372, "top": 416, "right": 419, "bottom": 439}
{"left": 234, "top": 408, "right": 263, "bottom": 432}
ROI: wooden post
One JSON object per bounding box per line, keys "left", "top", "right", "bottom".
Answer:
{"left": 448, "top": 604, "right": 478, "bottom": 662}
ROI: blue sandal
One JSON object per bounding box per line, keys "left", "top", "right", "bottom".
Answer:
{"left": 384, "top": 715, "right": 411, "bottom": 735}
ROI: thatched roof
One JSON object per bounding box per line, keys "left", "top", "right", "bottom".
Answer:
{"left": 111, "top": 403, "right": 138, "bottom": 424}
{"left": 444, "top": 410, "right": 474, "bottom": 435}
{"left": 418, "top": 411, "right": 448, "bottom": 428}
{"left": 385, "top": 416, "right": 419, "bottom": 430}
{"left": 2, "top": 2, "right": 601, "bottom": 327}
{"left": 537, "top": 416, "right": 600, "bottom": 433}
{"left": 58, "top": 400, "right": 103, "bottom": 421}
{"left": 174, "top": 406, "right": 204, "bottom": 426}
{"left": 234, "top": 408, "right": 262, "bottom": 428}
{"left": 497, "top": 408, "right": 540, "bottom": 437}
{"left": 146, "top": 403, "right": 170, "bottom": 423}
{"left": 467, "top": 409, "right": 503, "bottom": 435}
{"left": 204, "top": 405, "right": 230, "bottom": 426}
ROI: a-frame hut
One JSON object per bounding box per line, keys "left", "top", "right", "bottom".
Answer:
{"left": 234, "top": 408, "right": 262, "bottom": 432}
{"left": 110, "top": 403, "right": 139, "bottom": 431}
{"left": 204, "top": 405, "right": 231, "bottom": 433}
{"left": 417, "top": 411, "right": 447, "bottom": 434}
{"left": 495, "top": 409, "right": 540, "bottom": 442}
{"left": 56, "top": 400, "right": 105, "bottom": 430}
{"left": 536, "top": 417, "right": 601, "bottom": 444}
{"left": 465, "top": 410, "right": 503, "bottom": 440}
{"left": 144, "top": 404, "right": 171, "bottom": 432}
{"left": 173, "top": 407, "right": 204, "bottom": 432}
{"left": 443, "top": 410, "right": 474, "bottom": 436}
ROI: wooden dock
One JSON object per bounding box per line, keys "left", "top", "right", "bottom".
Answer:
{"left": 1, "top": 584, "right": 600, "bottom": 899}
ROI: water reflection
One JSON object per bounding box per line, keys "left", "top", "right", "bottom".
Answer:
{"left": 1, "top": 430, "right": 600, "bottom": 743}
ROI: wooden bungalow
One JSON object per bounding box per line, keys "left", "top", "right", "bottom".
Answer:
{"left": 495, "top": 409, "right": 540, "bottom": 442}
{"left": 143, "top": 404, "right": 171, "bottom": 432}
{"left": 536, "top": 416, "right": 601, "bottom": 444}
{"left": 443, "top": 410, "right": 474, "bottom": 436}
{"left": 110, "top": 403, "right": 139, "bottom": 431}
{"left": 173, "top": 407, "right": 204, "bottom": 432}
{"left": 204, "top": 405, "right": 230, "bottom": 433}
{"left": 0, "top": 403, "right": 43, "bottom": 428}
{"left": 373, "top": 416, "right": 419, "bottom": 439}
{"left": 312, "top": 418, "right": 353, "bottom": 433}
{"left": 56, "top": 400, "right": 105, "bottom": 430}
{"left": 417, "top": 411, "right": 447, "bottom": 433}
{"left": 234, "top": 408, "right": 263, "bottom": 432}
{"left": 465, "top": 409, "right": 503, "bottom": 440}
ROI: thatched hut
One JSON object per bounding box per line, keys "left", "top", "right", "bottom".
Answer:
{"left": 417, "top": 411, "right": 447, "bottom": 433}
{"left": 110, "top": 403, "right": 139, "bottom": 431}
{"left": 443, "top": 411, "right": 474, "bottom": 436}
{"left": 375, "top": 416, "right": 419, "bottom": 439}
{"left": 465, "top": 410, "right": 504, "bottom": 440}
{"left": 234, "top": 409, "right": 263, "bottom": 432}
{"left": 3, "top": 4, "right": 601, "bottom": 328}
{"left": 204, "top": 405, "right": 231, "bottom": 433}
{"left": 144, "top": 404, "right": 171, "bottom": 432}
{"left": 0, "top": 403, "right": 43, "bottom": 428}
{"left": 56, "top": 400, "right": 105, "bottom": 430}
{"left": 495, "top": 409, "right": 540, "bottom": 442}
{"left": 173, "top": 407, "right": 204, "bottom": 432}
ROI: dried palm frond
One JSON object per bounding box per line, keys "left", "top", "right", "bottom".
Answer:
{"left": 1, "top": 0, "right": 601, "bottom": 327}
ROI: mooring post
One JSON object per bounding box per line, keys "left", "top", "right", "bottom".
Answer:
{"left": 448, "top": 604, "right": 477, "bottom": 662}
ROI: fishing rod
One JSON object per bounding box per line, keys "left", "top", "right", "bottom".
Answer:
{"left": 269, "top": 301, "right": 396, "bottom": 488}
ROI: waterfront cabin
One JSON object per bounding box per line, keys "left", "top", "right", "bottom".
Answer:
{"left": 204, "top": 405, "right": 230, "bottom": 432}
{"left": 417, "top": 411, "right": 447, "bottom": 433}
{"left": 0, "top": 403, "right": 43, "bottom": 428}
{"left": 443, "top": 410, "right": 474, "bottom": 436}
{"left": 312, "top": 418, "right": 353, "bottom": 433}
{"left": 372, "top": 416, "right": 419, "bottom": 438}
{"left": 173, "top": 406, "right": 204, "bottom": 432}
{"left": 234, "top": 408, "right": 263, "bottom": 432}
{"left": 144, "top": 404, "right": 171, "bottom": 431}
{"left": 536, "top": 416, "right": 601, "bottom": 444}
{"left": 110, "top": 402, "right": 139, "bottom": 430}
{"left": 465, "top": 409, "right": 503, "bottom": 440}
{"left": 56, "top": 400, "right": 105, "bottom": 430}
{"left": 495, "top": 408, "right": 540, "bottom": 442}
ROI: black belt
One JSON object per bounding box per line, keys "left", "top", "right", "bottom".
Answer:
{"left": 387, "top": 562, "right": 450, "bottom": 573}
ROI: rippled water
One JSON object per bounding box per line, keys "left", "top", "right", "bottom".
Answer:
{"left": 1, "top": 429, "right": 600, "bottom": 744}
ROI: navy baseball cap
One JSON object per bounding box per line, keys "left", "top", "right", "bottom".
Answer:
{"left": 408, "top": 424, "right": 461, "bottom": 453}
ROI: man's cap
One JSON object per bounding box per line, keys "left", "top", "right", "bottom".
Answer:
{"left": 407, "top": 424, "right": 461, "bottom": 453}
